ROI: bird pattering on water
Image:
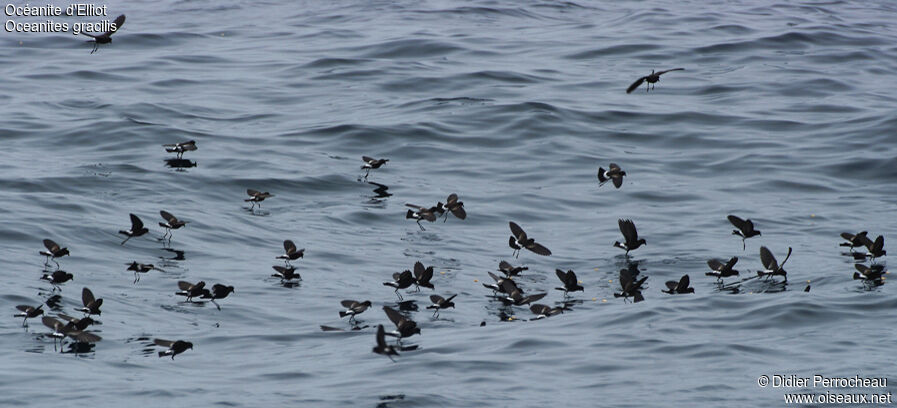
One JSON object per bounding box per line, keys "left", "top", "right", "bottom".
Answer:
{"left": 626, "top": 68, "right": 684, "bottom": 93}
{"left": 162, "top": 140, "right": 197, "bottom": 159}
{"left": 245, "top": 189, "right": 274, "bottom": 209}
{"left": 277, "top": 240, "right": 305, "bottom": 265}
{"left": 706, "top": 257, "right": 739, "bottom": 280}
{"left": 662, "top": 274, "right": 694, "bottom": 294}
{"left": 39, "top": 239, "right": 69, "bottom": 267}
{"left": 81, "top": 14, "right": 125, "bottom": 54}
{"left": 728, "top": 215, "right": 761, "bottom": 250}
{"left": 757, "top": 246, "right": 791, "bottom": 282}
{"left": 613, "top": 219, "right": 646, "bottom": 255}
{"left": 159, "top": 211, "right": 188, "bottom": 240}
{"left": 119, "top": 213, "right": 149, "bottom": 245}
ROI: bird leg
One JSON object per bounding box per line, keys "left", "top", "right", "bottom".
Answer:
{"left": 417, "top": 220, "right": 425, "bottom": 231}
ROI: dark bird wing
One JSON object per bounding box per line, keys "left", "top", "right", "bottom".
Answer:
{"left": 499, "top": 261, "right": 512, "bottom": 272}
{"left": 446, "top": 194, "right": 458, "bottom": 205}
{"left": 619, "top": 269, "right": 633, "bottom": 290}
{"left": 500, "top": 279, "right": 519, "bottom": 294}
{"left": 383, "top": 306, "right": 404, "bottom": 327}
{"left": 70, "top": 331, "right": 101, "bottom": 343}
{"left": 414, "top": 262, "right": 425, "bottom": 279}
{"left": 626, "top": 76, "right": 647, "bottom": 93}
{"left": 340, "top": 300, "right": 358, "bottom": 308}
{"left": 566, "top": 270, "right": 578, "bottom": 286}
{"left": 619, "top": 219, "right": 637, "bottom": 244}
{"left": 530, "top": 304, "right": 550, "bottom": 315}
{"left": 451, "top": 205, "right": 467, "bottom": 220}
{"left": 129, "top": 213, "right": 144, "bottom": 230}
{"left": 177, "top": 281, "right": 193, "bottom": 291}
{"left": 760, "top": 246, "right": 777, "bottom": 270}
{"left": 871, "top": 235, "right": 884, "bottom": 252}
{"left": 102, "top": 14, "right": 126, "bottom": 37}
{"left": 16, "top": 305, "right": 31, "bottom": 312}
{"left": 612, "top": 175, "right": 623, "bottom": 188}
{"left": 657, "top": 68, "right": 685, "bottom": 75}
{"left": 526, "top": 242, "right": 552, "bottom": 256}
{"left": 429, "top": 295, "right": 444, "bottom": 304}
{"left": 509, "top": 222, "right": 525, "bottom": 239}
{"left": 405, "top": 203, "right": 426, "bottom": 211}
{"left": 555, "top": 269, "right": 568, "bottom": 285}
{"left": 283, "top": 240, "right": 297, "bottom": 255}
{"left": 707, "top": 259, "right": 724, "bottom": 271}
{"left": 43, "top": 239, "right": 61, "bottom": 253}
{"left": 665, "top": 281, "right": 678, "bottom": 291}
{"left": 247, "top": 189, "right": 261, "bottom": 197}
{"left": 488, "top": 272, "right": 502, "bottom": 283}
{"left": 82, "top": 288, "right": 95, "bottom": 307}
{"left": 160, "top": 210, "right": 177, "bottom": 223}
{"left": 362, "top": 156, "right": 376, "bottom": 164}
{"left": 727, "top": 215, "right": 747, "bottom": 231}
{"left": 521, "top": 293, "right": 547, "bottom": 304}
{"left": 418, "top": 266, "right": 433, "bottom": 284}
{"left": 677, "top": 275, "right": 690, "bottom": 292}
{"left": 154, "top": 338, "right": 175, "bottom": 347}
{"left": 725, "top": 256, "right": 739, "bottom": 270}
{"left": 376, "top": 325, "right": 388, "bottom": 348}
{"left": 840, "top": 232, "right": 855, "bottom": 241}
{"left": 43, "top": 316, "right": 63, "bottom": 330}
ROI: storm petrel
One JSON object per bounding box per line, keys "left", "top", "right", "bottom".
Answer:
{"left": 614, "top": 267, "right": 647, "bottom": 303}
{"left": 706, "top": 257, "right": 739, "bottom": 280}
{"left": 383, "top": 306, "right": 421, "bottom": 340}
{"left": 855, "top": 235, "right": 886, "bottom": 262}
{"left": 483, "top": 271, "right": 517, "bottom": 294}
{"left": 41, "top": 270, "right": 73, "bottom": 288}
{"left": 42, "top": 316, "right": 101, "bottom": 344}
{"left": 614, "top": 219, "right": 647, "bottom": 255}
{"left": 76, "top": 287, "right": 103, "bottom": 316}
{"left": 14, "top": 304, "right": 44, "bottom": 326}
{"left": 361, "top": 156, "right": 389, "bottom": 180}
{"left": 427, "top": 294, "right": 456, "bottom": 317}
{"left": 175, "top": 281, "right": 208, "bottom": 302}
{"left": 245, "top": 189, "right": 274, "bottom": 209}
{"left": 383, "top": 270, "right": 415, "bottom": 300}
{"left": 127, "top": 262, "right": 163, "bottom": 284}
{"left": 413, "top": 262, "right": 435, "bottom": 291}
{"left": 662, "top": 274, "right": 694, "bottom": 294}
{"left": 840, "top": 231, "right": 869, "bottom": 251}
{"left": 56, "top": 314, "right": 95, "bottom": 331}
{"left": 626, "top": 68, "right": 684, "bottom": 93}
{"left": 498, "top": 260, "right": 528, "bottom": 277}
{"left": 162, "top": 140, "right": 197, "bottom": 159}
{"left": 757, "top": 246, "right": 791, "bottom": 282}
{"left": 277, "top": 240, "right": 305, "bottom": 266}
{"left": 500, "top": 279, "right": 546, "bottom": 306}
{"left": 597, "top": 163, "right": 626, "bottom": 188}
{"left": 201, "top": 284, "right": 234, "bottom": 310}
{"left": 81, "top": 14, "right": 125, "bottom": 54}
{"left": 509, "top": 221, "right": 552, "bottom": 258}
{"left": 854, "top": 264, "right": 886, "bottom": 284}
{"left": 372, "top": 324, "right": 399, "bottom": 361}
{"left": 442, "top": 193, "right": 466, "bottom": 222}
{"left": 39, "top": 239, "right": 70, "bottom": 267}
{"left": 405, "top": 203, "right": 437, "bottom": 231}
{"left": 339, "top": 300, "right": 372, "bottom": 321}
{"left": 159, "top": 211, "right": 188, "bottom": 241}
{"left": 727, "top": 215, "right": 761, "bottom": 250}
{"left": 119, "top": 213, "right": 149, "bottom": 245}
{"left": 154, "top": 339, "right": 193, "bottom": 359}
{"left": 529, "top": 304, "right": 565, "bottom": 320}
{"left": 555, "top": 269, "right": 584, "bottom": 296}
{"left": 271, "top": 265, "right": 300, "bottom": 282}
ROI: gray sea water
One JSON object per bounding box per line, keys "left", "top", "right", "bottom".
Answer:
{"left": 2, "top": 0, "right": 896, "bottom": 406}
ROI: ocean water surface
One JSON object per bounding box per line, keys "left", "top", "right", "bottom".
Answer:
{"left": 2, "top": 0, "right": 896, "bottom": 406}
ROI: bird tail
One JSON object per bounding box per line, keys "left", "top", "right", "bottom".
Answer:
{"left": 597, "top": 168, "right": 607, "bottom": 182}
{"left": 405, "top": 210, "right": 415, "bottom": 219}
{"left": 853, "top": 272, "right": 862, "bottom": 280}
{"left": 613, "top": 241, "right": 625, "bottom": 250}
{"left": 339, "top": 311, "right": 349, "bottom": 318}
{"left": 158, "top": 351, "right": 167, "bottom": 357}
